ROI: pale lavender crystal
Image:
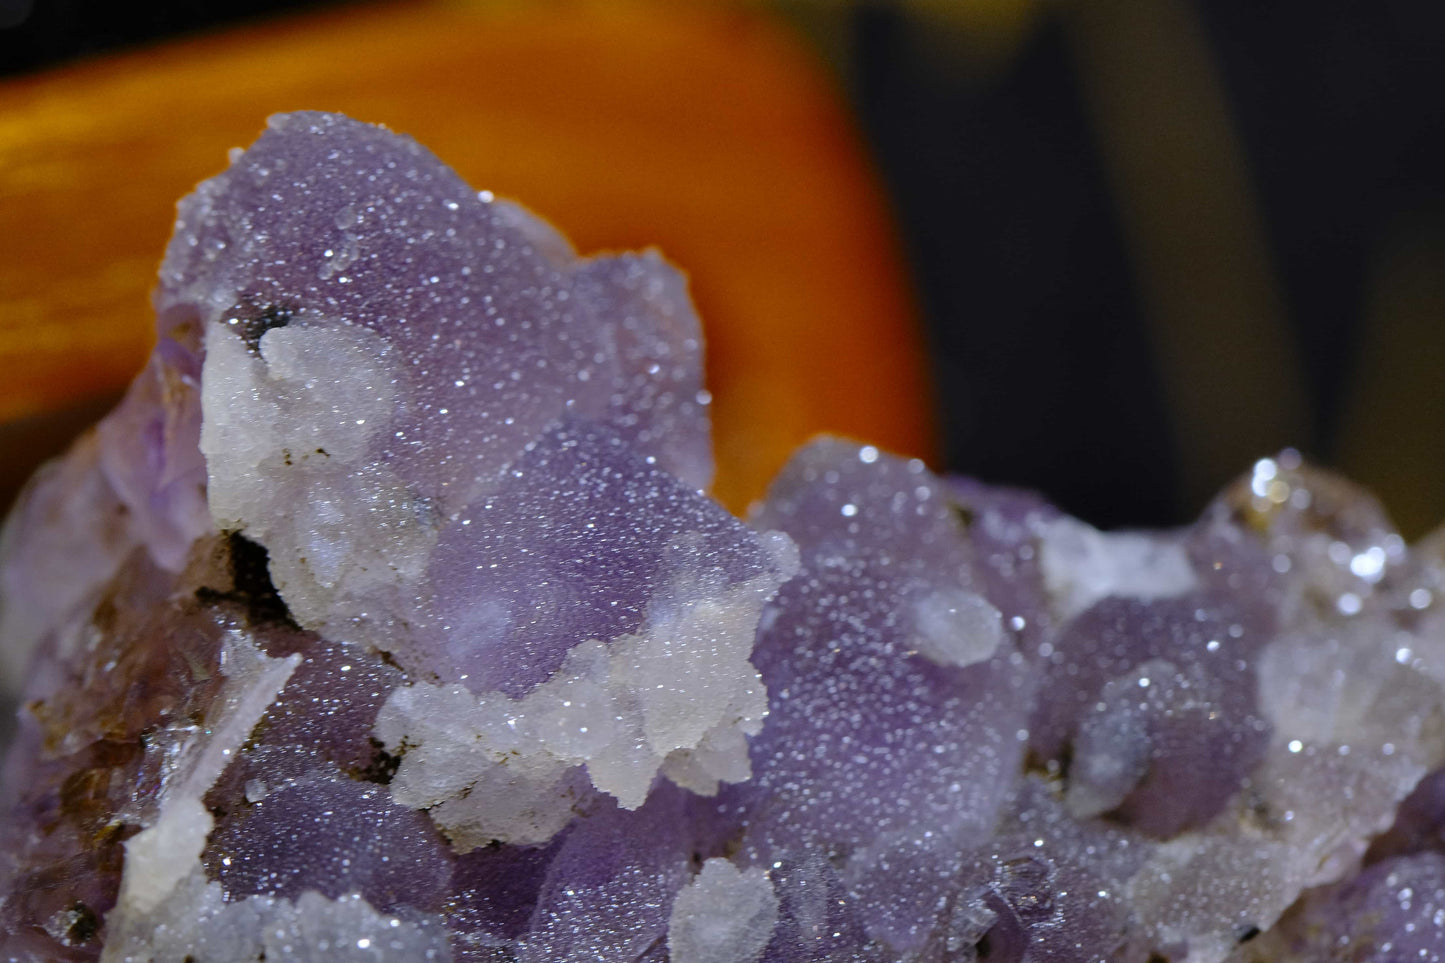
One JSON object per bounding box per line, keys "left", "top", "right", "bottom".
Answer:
{"left": 516, "top": 786, "right": 692, "bottom": 963}
{"left": 159, "top": 112, "right": 711, "bottom": 501}
{"left": 413, "top": 420, "right": 773, "bottom": 696}
{"left": 0, "top": 112, "right": 787, "bottom": 960}
{"left": 6, "top": 112, "right": 1445, "bottom": 963}
{"left": 206, "top": 776, "right": 451, "bottom": 914}
{"left": 729, "top": 439, "right": 1031, "bottom": 952}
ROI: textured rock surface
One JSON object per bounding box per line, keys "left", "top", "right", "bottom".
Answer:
{"left": 5, "top": 112, "right": 1445, "bottom": 961}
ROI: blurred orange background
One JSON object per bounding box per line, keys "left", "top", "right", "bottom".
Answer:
{"left": 0, "top": 0, "right": 934, "bottom": 516}
{"left": 5, "top": 0, "right": 1445, "bottom": 536}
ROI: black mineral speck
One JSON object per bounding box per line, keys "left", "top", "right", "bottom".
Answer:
{"left": 195, "top": 532, "right": 296, "bottom": 628}
{"left": 227, "top": 303, "right": 292, "bottom": 352}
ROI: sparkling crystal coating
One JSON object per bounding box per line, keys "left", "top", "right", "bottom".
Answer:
{"left": 5, "top": 113, "right": 1445, "bottom": 962}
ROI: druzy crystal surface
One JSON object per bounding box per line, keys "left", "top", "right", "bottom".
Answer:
{"left": 5, "top": 113, "right": 1445, "bottom": 962}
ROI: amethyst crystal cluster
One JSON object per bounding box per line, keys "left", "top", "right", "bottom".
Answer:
{"left": 3, "top": 113, "right": 1445, "bottom": 963}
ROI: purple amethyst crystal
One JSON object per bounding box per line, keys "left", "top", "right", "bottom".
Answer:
{"left": 5, "top": 112, "right": 1445, "bottom": 962}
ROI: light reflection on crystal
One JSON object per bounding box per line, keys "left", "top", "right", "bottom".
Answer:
{"left": 3, "top": 113, "right": 1445, "bottom": 962}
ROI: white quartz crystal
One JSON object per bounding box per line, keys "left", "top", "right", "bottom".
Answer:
{"left": 377, "top": 543, "right": 797, "bottom": 848}
{"left": 104, "top": 634, "right": 310, "bottom": 960}
{"left": 104, "top": 873, "right": 450, "bottom": 963}
{"left": 667, "top": 858, "right": 779, "bottom": 963}
{"left": 1039, "top": 516, "right": 1198, "bottom": 621}
{"left": 910, "top": 588, "right": 1005, "bottom": 668}
{"left": 200, "top": 320, "right": 437, "bottom": 650}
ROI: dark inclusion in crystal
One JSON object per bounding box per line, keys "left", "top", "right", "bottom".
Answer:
{"left": 226, "top": 304, "right": 294, "bottom": 354}
{"left": 193, "top": 532, "right": 296, "bottom": 629}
